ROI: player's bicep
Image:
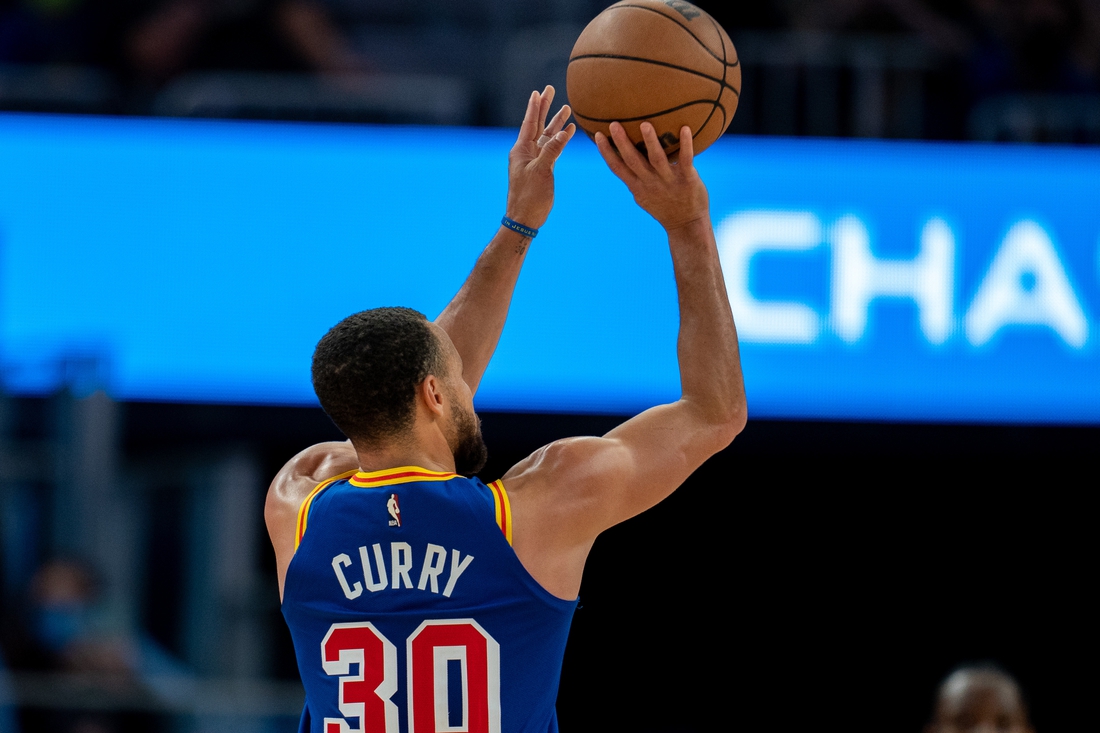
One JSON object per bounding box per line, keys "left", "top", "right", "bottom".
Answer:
{"left": 502, "top": 435, "right": 634, "bottom": 541}
{"left": 505, "top": 400, "right": 735, "bottom": 537}
{"left": 599, "top": 400, "right": 735, "bottom": 522}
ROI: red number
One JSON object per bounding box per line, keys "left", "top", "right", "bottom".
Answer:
{"left": 320, "top": 620, "right": 500, "bottom": 733}
{"left": 321, "top": 622, "right": 399, "bottom": 733}
{"left": 408, "top": 620, "right": 500, "bottom": 733}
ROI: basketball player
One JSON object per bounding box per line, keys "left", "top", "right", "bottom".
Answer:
{"left": 266, "top": 85, "right": 746, "bottom": 732}
{"left": 926, "top": 665, "right": 1035, "bottom": 733}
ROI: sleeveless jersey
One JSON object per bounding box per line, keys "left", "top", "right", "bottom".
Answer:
{"left": 282, "top": 466, "right": 578, "bottom": 733}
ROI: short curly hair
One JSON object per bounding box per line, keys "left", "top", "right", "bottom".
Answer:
{"left": 311, "top": 307, "right": 447, "bottom": 444}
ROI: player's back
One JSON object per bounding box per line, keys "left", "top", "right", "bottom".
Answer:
{"left": 282, "top": 466, "right": 577, "bottom": 733}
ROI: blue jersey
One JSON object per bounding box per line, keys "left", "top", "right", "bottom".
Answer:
{"left": 282, "top": 466, "right": 578, "bottom": 733}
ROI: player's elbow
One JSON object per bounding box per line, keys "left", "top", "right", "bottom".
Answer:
{"left": 719, "top": 381, "right": 749, "bottom": 444}
{"left": 685, "top": 380, "right": 748, "bottom": 451}
{"left": 687, "top": 400, "right": 746, "bottom": 454}
{"left": 710, "top": 404, "right": 747, "bottom": 450}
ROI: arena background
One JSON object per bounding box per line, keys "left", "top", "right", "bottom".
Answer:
{"left": 1, "top": 0, "right": 1098, "bottom": 731}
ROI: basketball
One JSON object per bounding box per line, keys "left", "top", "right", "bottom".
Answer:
{"left": 566, "top": 0, "right": 740, "bottom": 156}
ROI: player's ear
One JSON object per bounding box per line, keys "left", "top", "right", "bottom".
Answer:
{"left": 418, "top": 375, "right": 446, "bottom": 418}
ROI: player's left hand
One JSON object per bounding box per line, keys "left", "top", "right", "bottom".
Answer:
{"left": 505, "top": 85, "right": 576, "bottom": 231}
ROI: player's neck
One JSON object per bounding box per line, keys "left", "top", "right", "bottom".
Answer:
{"left": 352, "top": 424, "right": 456, "bottom": 475}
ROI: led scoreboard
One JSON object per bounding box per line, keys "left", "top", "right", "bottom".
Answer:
{"left": 2, "top": 114, "right": 1099, "bottom": 423}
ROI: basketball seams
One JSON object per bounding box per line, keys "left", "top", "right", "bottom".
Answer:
{"left": 569, "top": 53, "right": 726, "bottom": 86}
{"left": 567, "top": 56, "right": 739, "bottom": 98}
{"left": 713, "top": 14, "right": 727, "bottom": 81}
{"left": 567, "top": 0, "right": 740, "bottom": 154}
{"left": 607, "top": 4, "right": 720, "bottom": 62}
{"left": 691, "top": 13, "right": 727, "bottom": 145}
{"left": 605, "top": 3, "right": 738, "bottom": 67}
{"left": 692, "top": 101, "right": 728, "bottom": 149}
{"left": 573, "top": 98, "right": 721, "bottom": 124}
{"left": 695, "top": 12, "right": 736, "bottom": 146}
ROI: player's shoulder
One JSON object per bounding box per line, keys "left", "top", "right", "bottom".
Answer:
{"left": 266, "top": 441, "right": 359, "bottom": 600}
{"left": 502, "top": 434, "right": 629, "bottom": 498}
{"left": 497, "top": 435, "right": 634, "bottom": 575}
{"left": 268, "top": 441, "right": 359, "bottom": 511}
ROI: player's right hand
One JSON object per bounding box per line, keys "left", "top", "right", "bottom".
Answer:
{"left": 505, "top": 86, "right": 576, "bottom": 231}
{"left": 595, "top": 121, "right": 710, "bottom": 233}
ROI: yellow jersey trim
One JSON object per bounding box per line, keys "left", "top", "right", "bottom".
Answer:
{"left": 295, "top": 469, "right": 357, "bottom": 550}
{"left": 489, "top": 479, "right": 513, "bottom": 546}
{"left": 348, "top": 466, "right": 458, "bottom": 488}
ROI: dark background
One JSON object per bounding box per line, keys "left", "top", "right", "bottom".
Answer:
{"left": 3, "top": 0, "right": 1100, "bottom": 729}
{"left": 118, "top": 400, "right": 1098, "bottom": 731}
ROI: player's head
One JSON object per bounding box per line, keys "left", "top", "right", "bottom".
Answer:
{"left": 311, "top": 307, "right": 487, "bottom": 475}
{"left": 926, "top": 664, "right": 1033, "bottom": 733}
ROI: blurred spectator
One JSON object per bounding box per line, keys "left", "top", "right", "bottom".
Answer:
{"left": 2, "top": 560, "right": 125, "bottom": 733}
{"left": 0, "top": 0, "right": 103, "bottom": 64}
{"left": 926, "top": 664, "right": 1035, "bottom": 733}
{"left": 4, "top": 559, "right": 188, "bottom": 733}
{"left": 7, "top": 559, "right": 130, "bottom": 675}
{"left": 122, "top": 0, "right": 365, "bottom": 84}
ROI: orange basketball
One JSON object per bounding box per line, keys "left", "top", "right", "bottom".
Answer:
{"left": 566, "top": 0, "right": 740, "bottom": 156}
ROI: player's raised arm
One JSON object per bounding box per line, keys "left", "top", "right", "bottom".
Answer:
{"left": 266, "top": 89, "right": 574, "bottom": 598}
{"left": 435, "top": 85, "right": 576, "bottom": 394}
{"left": 501, "top": 121, "right": 746, "bottom": 600}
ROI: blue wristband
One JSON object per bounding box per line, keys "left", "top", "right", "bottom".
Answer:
{"left": 501, "top": 216, "right": 538, "bottom": 239}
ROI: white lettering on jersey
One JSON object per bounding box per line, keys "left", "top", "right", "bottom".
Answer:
{"left": 391, "top": 542, "right": 414, "bottom": 589}
{"left": 442, "top": 550, "right": 475, "bottom": 599}
{"left": 332, "top": 553, "right": 363, "bottom": 600}
{"left": 359, "top": 543, "right": 389, "bottom": 592}
{"left": 332, "top": 542, "right": 476, "bottom": 600}
{"left": 417, "top": 544, "right": 448, "bottom": 593}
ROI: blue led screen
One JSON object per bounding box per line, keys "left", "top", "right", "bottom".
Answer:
{"left": 2, "top": 113, "right": 1100, "bottom": 422}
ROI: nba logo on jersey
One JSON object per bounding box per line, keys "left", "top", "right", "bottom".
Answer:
{"left": 387, "top": 493, "right": 401, "bottom": 527}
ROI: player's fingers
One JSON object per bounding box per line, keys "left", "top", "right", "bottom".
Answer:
{"left": 536, "top": 123, "right": 576, "bottom": 168}
{"left": 516, "top": 90, "right": 541, "bottom": 147}
{"left": 609, "top": 122, "right": 650, "bottom": 177}
{"left": 538, "top": 85, "right": 555, "bottom": 132}
{"left": 594, "top": 130, "right": 638, "bottom": 184}
{"left": 640, "top": 122, "right": 673, "bottom": 178}
{"left": 677, "top": 125, "right": 695, "bottom": 170}
{"left": 544, "top": 105, "right": 571, "bottom": 139}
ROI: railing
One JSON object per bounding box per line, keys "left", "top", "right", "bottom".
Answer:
{"left": 1, "top": 672, "right": 303, "bottom": 719}
{"left": 969, "top": 93, "right": 1100, "bottom": 144}
{"left": 5, "top": 37, "right": 1100, "bottom": 143}
{"left": 0, "top": 64, "right": 117, "bottom": 115}
{"left": 153, "top": 71, "right": 476, "bottom": 126}
{"left": 1, "top": 31, "right": 945, "bottom": 134}
{"left": 730, "top": 31, "right": 939, "bottom": 139}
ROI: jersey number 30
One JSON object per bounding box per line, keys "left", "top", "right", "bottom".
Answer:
{"left": 321, "top": 619, "right": 501, "bottom": 733}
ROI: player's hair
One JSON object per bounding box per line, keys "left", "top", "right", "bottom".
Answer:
{"left": 312, "top": 307, "right": 447, "bottom": 444}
